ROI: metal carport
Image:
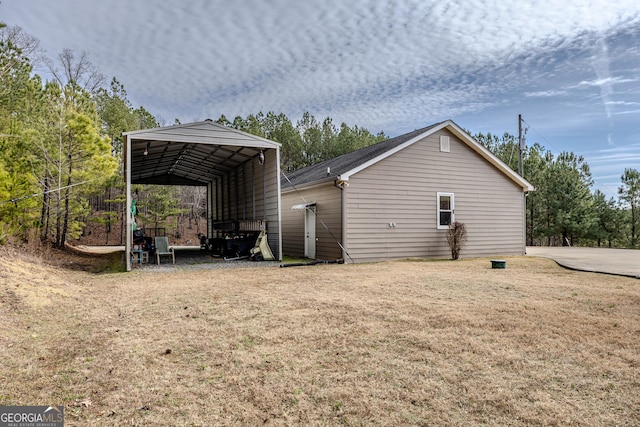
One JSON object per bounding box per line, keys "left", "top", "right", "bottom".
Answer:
{"left": 123, "top": 119, "right": 282, "bottom": 271}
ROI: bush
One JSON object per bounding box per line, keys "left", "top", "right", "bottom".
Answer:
{"left": 447, "top": 221, "right": 467, "bottom": 260}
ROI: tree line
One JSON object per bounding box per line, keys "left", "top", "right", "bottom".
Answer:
{"left": 474, "top": 132, "right": 639, "bottom": 248}
{"left": 0, "top": 23, "right": 387, "bottom": 246}
{"left": 215, "top": 111, "right": 387, "bottom": 172}
{"left": 1, "top": 22, "right": 638, "bottom": 249}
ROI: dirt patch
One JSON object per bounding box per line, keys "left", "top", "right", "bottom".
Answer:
{"left": 1, "top": 249, "right": 639, "bottom": 426}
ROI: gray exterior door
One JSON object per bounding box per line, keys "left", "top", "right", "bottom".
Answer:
{"left": 305, "top": 206, "right": 316, "bottom": 259}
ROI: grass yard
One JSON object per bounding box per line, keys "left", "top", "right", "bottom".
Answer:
{"left": 1, "top": 249, "right": 639, "bottom": 426}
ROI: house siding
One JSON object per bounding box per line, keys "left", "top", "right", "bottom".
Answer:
{"left": 281, "top": 182, "right": 343, "bottom": 260}
{"left": 344, "top": 129, "right": 524, "bottom": 262}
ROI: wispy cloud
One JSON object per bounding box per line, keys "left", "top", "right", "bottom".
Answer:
{"left": 613, "top": 109, "right": 640, "bottom": 116}
{"left": 3, "top": 1, "right": 640, "bottom": 168}
{"left": 606, "top": 101, "right": 640, "bottom": 106}
{"left": 525, "top": 90, "right": 567, "bottom": 98}
{"left": 4, "top": 0, "right": 639, "bottom": 197}
{"left": 576, "top": 76, "right": 636, "bottom": 88}
{"left": 5, "top": 0, "right": 639, "bottom": 127}
{"left": 591, "top": 142, "right": 640, "bottom": 155}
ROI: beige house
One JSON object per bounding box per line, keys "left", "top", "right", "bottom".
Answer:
{"left": 281, "top": 120, "right": 534, "bottom": 263}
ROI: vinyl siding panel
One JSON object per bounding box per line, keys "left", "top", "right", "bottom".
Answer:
{"left": 281, "top": 182, "right": 343, "bottom": 260}
{"left": 345, "top": 129, "right": 524, "bottom": 262}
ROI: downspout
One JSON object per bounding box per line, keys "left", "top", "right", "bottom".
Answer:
{"left": 522, "top": 189, "right": 527, "bottom": 255}
{"left": 335, "top": 178, "right": 348, "bottom": 261}
{"left": 523, "top": 190, "right": 528, "bottom": 255}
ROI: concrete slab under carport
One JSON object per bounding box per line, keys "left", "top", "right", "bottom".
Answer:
{"left": 526, "top": 246, "right": 640, "bottom": 278}
{"left": 72, "top": 245, "right": 280, "bottom": 269}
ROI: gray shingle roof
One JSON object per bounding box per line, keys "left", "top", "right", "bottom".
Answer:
{"left": 281, "top": 121, "right": 444, "bottom": 189}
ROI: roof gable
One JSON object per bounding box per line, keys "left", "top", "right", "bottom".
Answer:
{"left": 282, "top": 120, "right": 534, "bottom": 192}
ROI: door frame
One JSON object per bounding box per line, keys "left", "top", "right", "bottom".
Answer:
{"left": 304, "top": 205, "right": 316, "bottom": 259}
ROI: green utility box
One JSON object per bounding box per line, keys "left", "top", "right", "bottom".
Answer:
{"left": 491, "top": 259, "right": 506, "bottom": 269}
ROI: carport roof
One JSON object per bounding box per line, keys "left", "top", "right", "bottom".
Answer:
{"left": 124, "top": 119, "right": 280, "bottom": 186}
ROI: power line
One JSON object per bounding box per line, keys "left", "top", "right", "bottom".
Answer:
{"left": 0, "top": 179, "right": 98, "bottom": 205}
{"left": 520, "top": 117, "right": 621, "bottom": 197}
{"left": 520, "top": 118, "right": 564, "bottom": 155}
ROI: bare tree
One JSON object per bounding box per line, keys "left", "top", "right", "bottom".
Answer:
{"left": 179, "top": 186, "right": 207, "bottom": 235}
{"left": 0, "top": 24, "right": 42, "bottom": 60}
{"left": 0, "top": 24, "right": 42, "bottom": 89}
{"left": 447, "top": 221, "right": 468, "bottom": 260}
{"left": 44, "top": 48, "right": 105, "bottom": 94}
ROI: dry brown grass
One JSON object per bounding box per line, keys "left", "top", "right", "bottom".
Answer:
{"left": 1, "top": 250, "right": 639, "bottom": 426}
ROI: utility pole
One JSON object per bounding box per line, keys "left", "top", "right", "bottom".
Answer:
{"left": 518, "top": 114, "right": 527, "bottom": 254}
{"left": 517, "top": 114, "right": 524, "bottom": 177}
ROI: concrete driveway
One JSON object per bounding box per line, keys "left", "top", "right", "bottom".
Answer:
{"left": 526, "top": 246, "right": 640, "bottom": 278}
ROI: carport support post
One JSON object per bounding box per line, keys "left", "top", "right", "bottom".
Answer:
{"left": 125, "top": 135, "right": 132, "bottom": 271}
{"left": 207, "top": 181, "right": 213, "bottom": 238}
{"left": 276, "top": 147, "right": 283, "bottom": 261}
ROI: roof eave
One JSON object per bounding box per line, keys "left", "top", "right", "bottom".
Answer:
{"left": 281, "top": 176, "right": 337, "bottom": 193}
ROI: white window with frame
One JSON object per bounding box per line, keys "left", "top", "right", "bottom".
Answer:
{"left": 437, "top": 192, "right": 454, "bottom": 229}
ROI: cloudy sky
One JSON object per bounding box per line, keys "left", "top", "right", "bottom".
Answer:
{"left": 3, "top": 0, "right": 640, "bottom": 197}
